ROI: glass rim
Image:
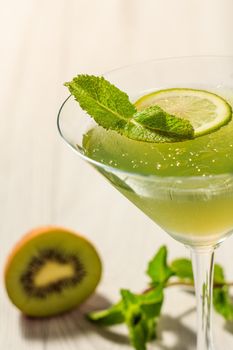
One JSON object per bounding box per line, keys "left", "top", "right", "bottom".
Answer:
{"left": 57, "top": 55, "right": 233, "bottom": 184}
{"left": 103, "top": 53, "right": 233, "bottom": 77}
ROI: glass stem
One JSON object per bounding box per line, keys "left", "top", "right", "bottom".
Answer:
{"left": 190, "top": 246, "right": 216, "bottom": 350}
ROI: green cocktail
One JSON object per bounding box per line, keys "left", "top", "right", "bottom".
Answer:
{"left": 82, "top": 88, "right": 233, "bottom": 245}
{"left": 58, "top": 57, "right": 233, "bottom": 350}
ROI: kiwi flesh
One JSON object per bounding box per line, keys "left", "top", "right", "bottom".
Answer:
{"left": 5, "top": 227, "right": 102, "bottom": 317}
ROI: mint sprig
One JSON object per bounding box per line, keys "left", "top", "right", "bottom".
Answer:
{"left": 87, "top": 246, "right": 233, "bottom": 350}
{"left": 65, "top": 75, "right": 194, "bottom": 143}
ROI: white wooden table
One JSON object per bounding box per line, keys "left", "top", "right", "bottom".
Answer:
{"left": 1, "top": 1, "right": 233, "bottom": 349}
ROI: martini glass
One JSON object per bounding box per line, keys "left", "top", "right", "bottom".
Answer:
{"left": 57, "top": 56, "right": 233, "bottom": 350}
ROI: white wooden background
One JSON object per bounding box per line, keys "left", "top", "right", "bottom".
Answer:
{"left": 1, "top": 1, "right": 233, "bottom": 349}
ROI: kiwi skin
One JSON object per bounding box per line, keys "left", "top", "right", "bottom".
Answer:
{"left": 5, "top": 226, "right": 102, "bottom": 317}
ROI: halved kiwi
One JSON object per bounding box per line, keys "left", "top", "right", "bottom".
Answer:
{"left": 4, "top": 226, "right": 102, "bottom": 317}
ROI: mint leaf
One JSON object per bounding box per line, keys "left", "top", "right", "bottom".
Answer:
{"left": 145, "top": 318, "right": 157, "bottom": 341}
{"left": 171, "top": 260, "right": 225, "bottom": 284}
{"left": 212, "top": 264, "right": 233, "bottom": 321}
{"left": 121, "top": 289, "right": 147, "bottom": 350}
{"left": 134, "top": 106, "right": 194, "bottom": 138}
{"left": 65, "top": 75, "right": 136, "bottom": 131}
{"left": 214, "top": 264, "right": 225, "bottom": 284}
{"left": 123, "top": 122, "right": 181, "bottom": 143}
{"left": 121, "top": 288, "right": 163, "bottom": 350}
{"left": 139, "top": 287, "right": 164, "bottom": 319}
{"left": 147, "top": 246, "right": 174, "bottom": 285}
{"left": 128, "top": 317, "right": 147, "bottom": 350}
{"left": 213, "top": 286, "right": 233, "bottom": 321}
{"left": 139, "top": 286, "right": 163, "bottom": 305}
{"left": 171, "top": 258, "right": 193, "bottom": 281}
{"left": 65, "top": 75, "right": 194, "bottom": 143}
{"left": 87, "top": 301, "right": 124, "bottom": 326}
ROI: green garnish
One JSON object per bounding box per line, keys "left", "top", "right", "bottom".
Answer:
{"left": 65, "top": 75, "right": 194, "bottom": 143}
{"left": 87, "top": 246, "right": 233, "bottom": 350}
{"left": 146, "top": 245, "right": 174, "bottom": 285}
{"left": 134, "top": 106, "right": 194, "bottom": 139}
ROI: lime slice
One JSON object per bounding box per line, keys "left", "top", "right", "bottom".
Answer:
{"left": 135, "top": 88, "right": 232, "bottom": 137}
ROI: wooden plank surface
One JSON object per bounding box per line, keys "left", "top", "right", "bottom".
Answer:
{"left": 1, "top": 0, "right": 233, "bottom": 349}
